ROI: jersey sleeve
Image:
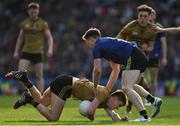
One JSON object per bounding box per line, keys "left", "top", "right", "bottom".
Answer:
{"left": 19, "top": 20, "right": 25, "bottom": 30}
{"left": 156, "top": 23, "right": 166, "bottom": 38}
{"left": 119, "top": 21, "right": 133, "bottom": 40}
{"left": 119, "top": 26, "right": 129, "bottom": 40}
{"left": 93, "top": 44, "right": 101, "bottom": 59}
{"left": 43, "top": 21, "right": 49, "bottom": 31}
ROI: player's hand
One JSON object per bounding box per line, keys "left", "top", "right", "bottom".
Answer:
{"left": 47, "top": 49, "right": 53, "bottom": 58}
{"left": 121, "top": 116, "right": 128, "bottom": 121}
{"left": 178, "top": 27, "right": 180, "bottom": 32}
{"left": 5, "top": 71, "right": 16, "bottom": 78}
{"left": 151, "top": 25, "right": 162, "bottom": 33}
{"left": 86, "top": 113, "right": 94, "bottom": 121}
{"left": 13, "top": 52, "right": 19, "bottom": 59}
{"left": 161, "top": 58, "right": 167, "bottom": 66}
{"left": 86, "top": 107, "right": 95, "bottom": 121}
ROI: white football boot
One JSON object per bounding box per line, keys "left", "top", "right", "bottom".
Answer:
{"left": 152, "top": 97, "right": 162, "bottom": 118}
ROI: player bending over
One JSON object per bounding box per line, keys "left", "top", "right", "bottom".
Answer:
{"left": 6, "top": 70, "right": 128, "bottom": 122}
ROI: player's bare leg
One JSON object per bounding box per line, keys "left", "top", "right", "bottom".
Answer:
{"left": 18, "top": 59, "right": 31, "bottom": 93}
{"left": 36, "top": 92, "right": 65, "bottom": 121}
{"left": 5, "top": 70, "right": 50, "bottom": 108}
{"left": 138, "top": 75, "right": 151, "bottom": 106}
{"left": 29, "top": 86, "right": 51, "bottom": 106}
{"left": 34, "top": 63, "right": 44, "bottom": 94}
{"left": 125, "top": 75, "right": 149, "bottom": 113}
{"left": 150, "top": 67, "right": 159, "bottom": 96}
{"left": 133, "top": 84, "right": 162, "bottom": 118}
{"left": 121, "top": 70, "right": 150, "bottom": 122}
{"left": 139, "top": 76, "right": 150, "bottom": 92}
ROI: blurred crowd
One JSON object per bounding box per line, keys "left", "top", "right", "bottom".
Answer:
{"left": 0, "top": 0, "right": 180, "bottom": 81}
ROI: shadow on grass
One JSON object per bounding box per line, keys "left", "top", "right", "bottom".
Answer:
{"left": 5, "top": 120, "right": 114, "bottom": 125}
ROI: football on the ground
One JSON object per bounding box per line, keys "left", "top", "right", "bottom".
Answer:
{"left": 79, "top": 100, "right": 91, "bottom": 116}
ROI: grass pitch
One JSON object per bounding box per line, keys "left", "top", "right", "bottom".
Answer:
{"left": 0, "top": 96, "right": 180, "bottom": 126}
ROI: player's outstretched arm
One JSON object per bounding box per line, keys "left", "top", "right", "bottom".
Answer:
{"left": 104, "top": 108, "right": 128, "bottom": 121}
{"left": 86, "top": 98, "right": 100, "bottom": 121}
{"left": 155, "top": 26, "right": 180, "bottom": 34}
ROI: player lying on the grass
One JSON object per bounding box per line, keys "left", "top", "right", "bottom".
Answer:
{"left": 5, "top": 70, "right": 128, "bottom": 122}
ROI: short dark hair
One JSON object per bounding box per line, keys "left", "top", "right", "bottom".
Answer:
{"left": 137, "top": 4, "right": 152, "bottom": 15}
{"left": 82, "top": 28, "right": 101, "bottom": 41}
{"left": 111, "top": 89, "right": 127, "bottom": 106}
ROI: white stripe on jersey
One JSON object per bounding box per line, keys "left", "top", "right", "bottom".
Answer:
{"left": 72, "top": 77, "right": 79, "bottom": 84}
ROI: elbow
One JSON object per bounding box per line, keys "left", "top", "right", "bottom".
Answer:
{"left": 49, "top": 38, "right": 53, "bottom": 44}
{"left": 113, "top": 67, "right": 120, "bottom": 73}
{"left": 93, "top": 68, "right": 102, "bottom": 75}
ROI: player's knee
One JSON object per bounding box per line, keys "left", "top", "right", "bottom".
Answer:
{"left": 121, "top": 84, "right": 132, "bottom": 93}
{"left": 121, "top": 86, "right": 128, "bottom": 94}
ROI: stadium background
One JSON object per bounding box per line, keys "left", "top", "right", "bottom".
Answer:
{"left": 0, "top": 0, "right": 180, "bottom": 96}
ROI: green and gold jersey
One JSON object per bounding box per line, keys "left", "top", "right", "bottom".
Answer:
{"left": 119, "top": 20, "right": 156, "bottom": 54}
{"left": 20, "top": 18, "right": 49, "bottom": 53}
{"left": 72, "top": 79, "right": 110, "bottom": 104}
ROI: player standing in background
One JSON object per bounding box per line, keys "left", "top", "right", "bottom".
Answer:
{"left": 116, "top": 4, "right": 160, "bottom": 113}
{"left": 13, "top": 2, "right": 53, "bottom": 94}
{"left": 148, "top": 8, "right": 167, "bottom": 97}
{"left": 116, "top": 4, "right": 156, "bottom": 55}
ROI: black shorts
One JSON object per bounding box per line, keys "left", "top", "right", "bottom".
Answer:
{"left": 21, "top": 52, "right": 43, "bottom": 64}
{"left": 125, "top": 48, "right": 148, "bottom": 73}
{"left": 50, "top": 75, "right": 73, "bottom": 101}
{"left": 148, "top": 58, "right": 160, "bottom": 68}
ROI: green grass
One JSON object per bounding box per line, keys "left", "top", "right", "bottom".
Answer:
{"left": 0, "top": 96, "right": 180, "bottom": 126}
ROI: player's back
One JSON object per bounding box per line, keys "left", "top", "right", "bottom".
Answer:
{"left": 72, "top": 79, "right": 110, "bottom": 103}
{"left": 93, "top": 37, "right": 135, "bottom": 64}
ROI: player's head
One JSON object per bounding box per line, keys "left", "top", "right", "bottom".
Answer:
{"left": 149, "top": 8, "right": 156, "bottom": 23}
{"left": 27, "top": 2, "right": 40, "bottom": 19}
{"left": 137, "top": 4, "right": 152, "bottom": 26}
{"left": 82, "top": 28, "right": 101, "bottom": 48}
{"left": 106, "top": 90, "right": 127, "bottom": 110}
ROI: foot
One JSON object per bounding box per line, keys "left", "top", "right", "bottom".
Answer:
{"left": 144, "top": 99, "right": 151, "bottom": 106}
{"left": 152, "top": 97, "right": 162, "bottom": 118}
{"left": 13, "top": 91, "right": 32, "bottom": 109}
{"left": 130, "top": 116, "right": 151, "bottom": 122}
{"left": 125, "top": 105, "right": 132, "bottom": 114}
{"left": 5, "top": 70, "right": 28, "bottom": 82}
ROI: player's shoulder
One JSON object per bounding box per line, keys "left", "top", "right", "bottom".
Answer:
{"left": 20, "top": 18, "right": 30, "bottom": 24}
{"left": 126, "top": 20, "right": 138, "bottom": 27}
{"left": 147, "top": 22, "right": 156, "bottom": 28}
{"left": 19, "top": 18, "right": 30, "bottom": 27}
{"left": 37, "top": 18, "right": 48, "bottom": 25}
